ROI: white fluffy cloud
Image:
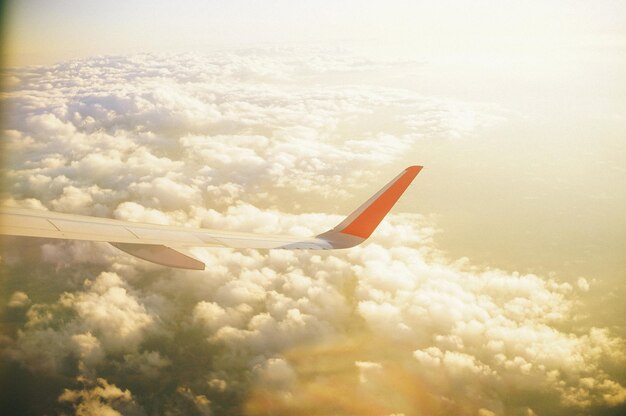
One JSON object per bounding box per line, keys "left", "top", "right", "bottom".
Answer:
{"left": 3, "top": 50, "right": 503, "bottom": 216}
{"left": 1, "top": 49, "right": 623, "bottom": 416}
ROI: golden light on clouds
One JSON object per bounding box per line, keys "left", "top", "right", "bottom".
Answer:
{"left": 245, "top": 336, "right": 438, "bottom": 416}
{"left": 1, "top": 1, "right": 625, "bottom": 415}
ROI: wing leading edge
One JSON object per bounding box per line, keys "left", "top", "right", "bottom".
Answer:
{"left": 0, "top": 166, "right": 422, "bottom": 270}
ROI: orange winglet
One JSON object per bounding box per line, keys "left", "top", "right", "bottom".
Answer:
{"left": 339, "top": 166, "right": 422, "bottom": 239}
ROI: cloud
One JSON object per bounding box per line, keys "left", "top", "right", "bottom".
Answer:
{"left": 61, "top": 272, "right": 155, "bottom": 352}
{"left": 3, "top": 50, "right": 504, "bottom": 216}
{"left": 176, "top": 386, "right": 212, "bottom": 416}
{"left": 1, "top": 48, "right": 623, "bottom": 416}
{"left": 577, "top": 276, "right": 591, "bottom": 292}
{"left": 58, "top": 377, "right": 144, "bottom": 416}
{"left": 7, "top": 291, "right": 31, "bottom": 308}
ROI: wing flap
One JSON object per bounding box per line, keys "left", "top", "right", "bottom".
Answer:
{"left": 110, "top": 243, "right": 205, "bottom": 270}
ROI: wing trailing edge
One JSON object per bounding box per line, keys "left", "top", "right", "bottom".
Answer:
{"left": 110, "top": 243, "right": 206, "bottom": 270}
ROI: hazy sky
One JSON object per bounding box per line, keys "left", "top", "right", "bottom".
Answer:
{"left": 5, "top": 0, "right": 626, "bottom": 65}
{"left": 1, "top": 1, "right": 625, "bottom": 415}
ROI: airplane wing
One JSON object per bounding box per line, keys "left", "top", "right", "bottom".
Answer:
{"left": 0, "top": 166, "right": 422, "bottom": 270}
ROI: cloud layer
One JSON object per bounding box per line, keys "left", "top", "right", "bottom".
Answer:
{"left": 1, "top": 49, "right": 624, "bottom": 416}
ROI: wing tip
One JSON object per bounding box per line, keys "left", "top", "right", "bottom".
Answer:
{"left": 405, "top": 165, "right": 423, "bottom": 175}
{"left": 319, "top": 165, "right": 423, "bottom": 243}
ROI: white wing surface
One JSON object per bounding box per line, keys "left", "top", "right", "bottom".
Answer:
{"left": 0, "top": 166, "right": 422, "bottom": 269}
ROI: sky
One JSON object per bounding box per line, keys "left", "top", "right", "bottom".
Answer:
{"left": 1, "top": 1, "right": 625, "bottom": 415}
